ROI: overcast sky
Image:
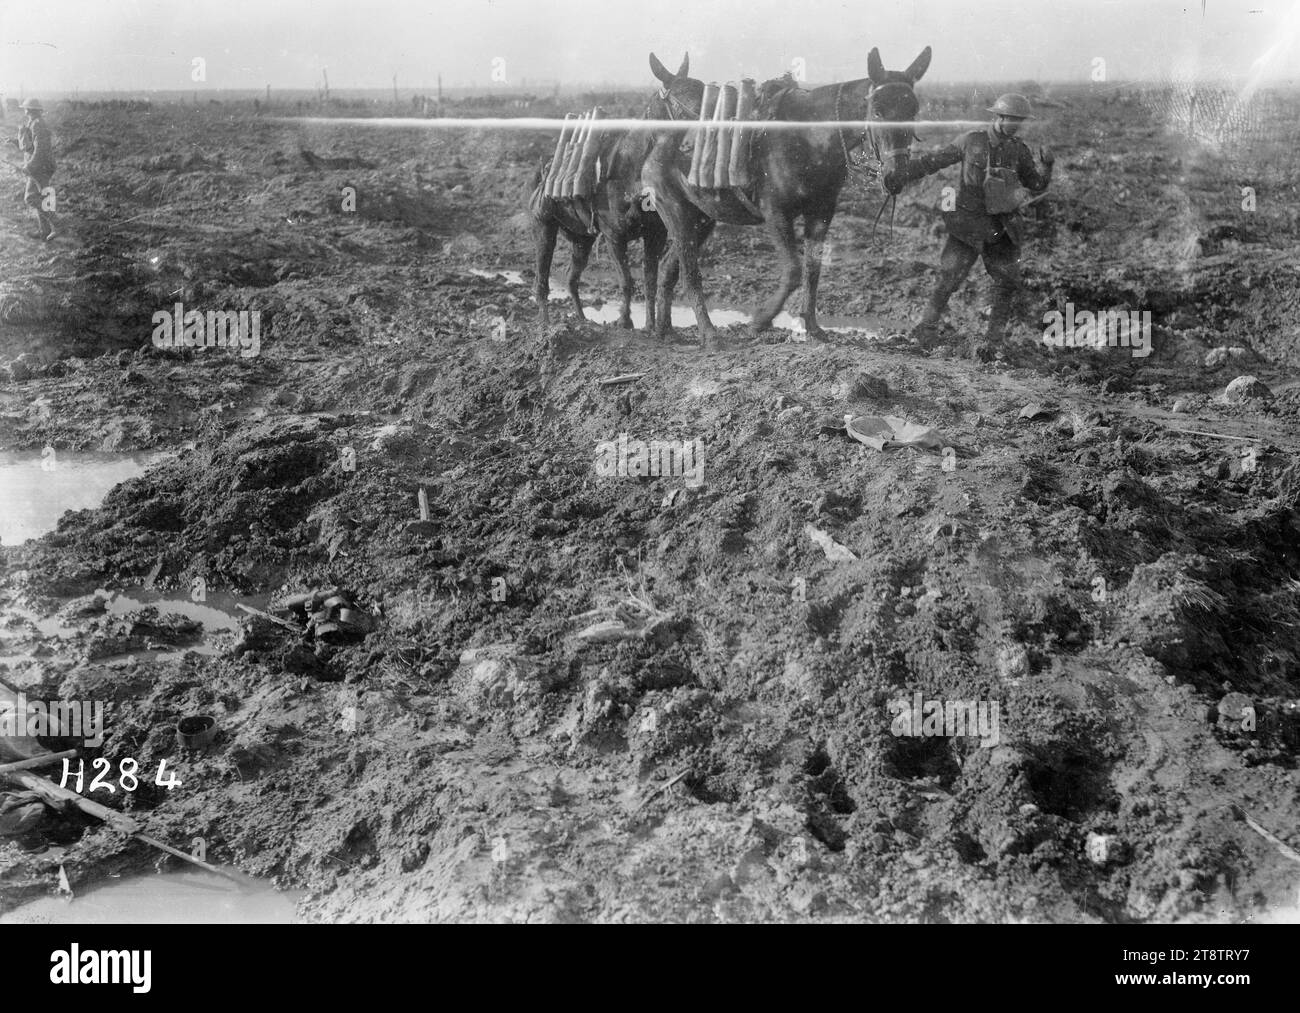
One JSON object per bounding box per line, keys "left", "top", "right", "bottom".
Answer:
{"left": 2, "top": 0, "right": 1297, "bottom": 93}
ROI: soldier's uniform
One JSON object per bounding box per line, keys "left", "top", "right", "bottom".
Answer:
{"left": 18, "top": 99, "right": 56, "bottom": 240}
{"left": 887, "top": 94, "right": 1052, "bottom": 356}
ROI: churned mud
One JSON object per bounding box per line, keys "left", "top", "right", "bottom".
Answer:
{"left": 1, "top": 88, "right": 1298, "bottom": 922}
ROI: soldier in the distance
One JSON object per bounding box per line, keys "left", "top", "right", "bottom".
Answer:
{"left": 18, "top": 98, "right": 58, "bottom": 241}
{"left": 885, "top": 93, "right": 1053, "bottom": 360}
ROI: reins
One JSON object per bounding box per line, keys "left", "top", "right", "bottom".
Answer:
{"left": 845, "top": 80, "right": 919, "bottom": 245}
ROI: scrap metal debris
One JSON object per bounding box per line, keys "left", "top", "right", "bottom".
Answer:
{"left": 820, "top": 413, "right": 948, "bottom": 452}
{"left": 243, "top": 588, "right": 378, "bottom": 644}
{"left": 805, "top": 523, "right": 858, "bottom": 562}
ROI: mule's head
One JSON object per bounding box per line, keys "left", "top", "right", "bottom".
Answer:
{"left": 865, "top": 46, "right": 931, "bottom": 169}
{"left": 648, "top": 51, "right": 705, "bottom": 122}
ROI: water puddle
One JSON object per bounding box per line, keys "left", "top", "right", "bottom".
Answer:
{"left": 0, "top": 870, "right": 301, "bottom": 924}
{"left": 106, "top": 589, "right": 247, "bottom": 634}
{"left": 0, "top": 653, "right": 37, "bottom": 668}
{"left": 472, "top": 264, "right": 889, "bottom": 336}
{"left": 0, "top": 451, "right": 172, "bottom": 545}
{"left": 4, "top": 606, "right": 77, "bottom": 640}
{"left": 0, "top": 589, "right": 260, "bottom": 670}
{"left": 91, "top": 589, "right": 258, "bottom": 662}
{"left": 579, "top": 301, "right": 886, "bottom": 336}
{"left": 470, "top": 267, "right": 527, "bottom": 286}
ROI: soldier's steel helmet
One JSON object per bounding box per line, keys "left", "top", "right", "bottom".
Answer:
{"left": 987, "top": 93, "right": 1033, "bottom": 119}
{"left": 20, "top": 99, "right": 44, "bottom": 112}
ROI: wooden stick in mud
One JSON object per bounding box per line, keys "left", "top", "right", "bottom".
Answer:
{"left": 1232, "top": 804, "right": 1300, "bottom": 865}
{"left": 0, "top": 749, "right": 79, "bottom": 775}
{"left": 633, "top": 768, "right": 690, "bottom": 813}
{"left": 3, "top": 767, "right": 139, "bottom": 834}
{"left": 133, "top": 832, "right": 246, "bottom": 882}
{"left": 1168, "top": 427, "right": 1257, "bottom": 444}
{"left": 3, "top": 766, "right": 245, "bottom": 884}
{"left": 235, "top": 603, "right": 301, "bottom": 632}
{"left": 598, "top": 373, "right": 646, "bottom": 386}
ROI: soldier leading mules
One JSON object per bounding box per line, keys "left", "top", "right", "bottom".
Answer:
{"left": 642, "top": 47, "right": 932, "bottom": 351}
{"left": 884, "top": 91, "right": 1054, "bottom": 361}
{"left": 531, "top": 48, "right": 1055, "bottom": 361}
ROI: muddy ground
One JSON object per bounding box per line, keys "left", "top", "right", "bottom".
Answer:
{"left": 1, "top": 84, "right": 1299, "bottom": 922}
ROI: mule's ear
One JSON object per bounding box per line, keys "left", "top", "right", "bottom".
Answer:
{"left": 905, "top": 46, "right": 932, "bottom": 83}
{"left": 649, "top": 53, "right": 675, "bottom": 86}
{"left": 867, "top": 47, "right": 886, "bottom": 84}
{"left": 677, "top": 52, "right": 690, "bottom": 79}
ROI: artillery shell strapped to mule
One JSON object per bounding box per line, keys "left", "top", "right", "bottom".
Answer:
{"left": 687, "top": 79, "right": 758, "bottom": 190}
{"left": 529, "top": 53, "right": 705, "bottom": 332}
{"left": 544, "top": 108, "right": 604, "bottom": 201}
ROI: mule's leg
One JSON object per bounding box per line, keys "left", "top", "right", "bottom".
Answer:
{"left": 566, "top": 234, "right": 595, "bottom": 321}
{"left": 752, "top": 207, "right": 801, "bottom": 333}
{"left": 533, "top": 216, "right": 559, "bottom": 326}
{"left": 642, "top": 225, "right": 667, "bottom": 333}
{"left": 657, "top": 203, "right": 716, "bottom": 344}
{"left": 800, "top": 211, "right": 834, "bottom": 339}
{"left": 656, "top": 244, "right": 681, "bottom": 336}
{"left": 608, "top": 233, "right": 635, "bottom": 329}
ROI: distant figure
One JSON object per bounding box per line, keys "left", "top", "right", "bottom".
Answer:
{"left": 17, "top": 98, "right": 57, "bottom": 240}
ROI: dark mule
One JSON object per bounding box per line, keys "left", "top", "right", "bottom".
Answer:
{"left": 529, "top": 53, "right": 702, "bottom": 331}
{"left": 641, "top": 47, "right": 931, "bottom": 347}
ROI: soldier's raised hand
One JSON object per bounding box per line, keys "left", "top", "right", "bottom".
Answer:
{"left": 1039, "top": 146, "right": 1055, "bottom": 167}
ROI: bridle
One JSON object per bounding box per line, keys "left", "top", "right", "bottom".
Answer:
{"left": 835, "top": 79, "right": 920, "bottom": 243}
{"left": 835, "top": 80, "right": 920, "bottom": 171}
{"left": 656, "top": 85, "right": 700, "bottom": 123}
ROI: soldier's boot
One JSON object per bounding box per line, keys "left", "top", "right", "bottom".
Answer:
{"left": 971, "top": 289, "right": 1015, "bottom": 362}
{"left": 909, "top": 293, "right": 948, "bottom": 348}
{"left": 37, "top": 209, "right": 56, "bottom": 240}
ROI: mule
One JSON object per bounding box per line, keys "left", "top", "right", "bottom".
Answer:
{"left": 641, "top": 47, "right": 931, "bottom": 347}
{"left": 529, "top": 53, "right": 703, "bottom": 332}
